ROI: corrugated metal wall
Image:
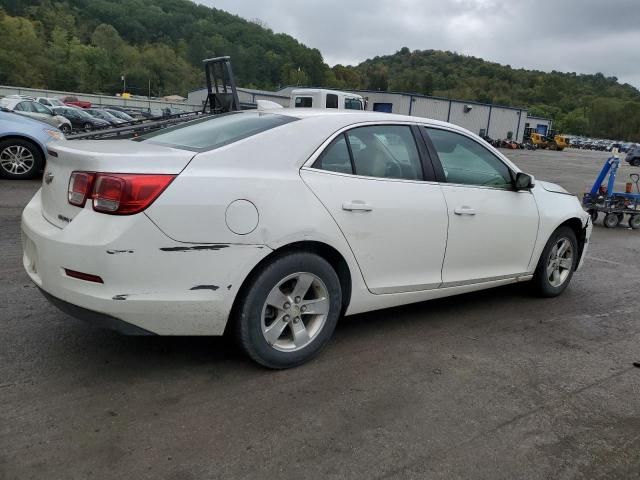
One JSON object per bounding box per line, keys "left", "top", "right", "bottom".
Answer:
{"left": 448, "top": 102, "right": 491, "bottom": 137}
{"left": 187, "top": 85, "right": 540, "bottom": 142}
{"left": 411, "top": 97, "right": 449, "bottom": 121}
{"left": 488, "top": 108, "right": 523, "bottom": 142}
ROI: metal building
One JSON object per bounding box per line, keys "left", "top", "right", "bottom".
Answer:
{"left": 523, "top": 115, "right": 553, "bottom": 136}
{"left": 188, "top": 86, "right": 547, "bottom": 143}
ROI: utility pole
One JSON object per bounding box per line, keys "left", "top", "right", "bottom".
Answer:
{"left": 121, "top": 74, "right": 126, "bottom": 95}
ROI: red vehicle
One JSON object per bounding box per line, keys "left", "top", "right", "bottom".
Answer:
{"left": 61, "top": 96, "right": 91, "bottom": 109}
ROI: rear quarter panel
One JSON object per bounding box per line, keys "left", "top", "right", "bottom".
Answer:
{"left": 144, "top": 117, "right": 371, "bottom": 314}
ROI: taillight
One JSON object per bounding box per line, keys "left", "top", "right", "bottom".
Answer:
{"left": 68, "top": 172, "right": 175, "bottom": 215}
{"left": 68, "top": 172, "right": 95, "bottom": 207}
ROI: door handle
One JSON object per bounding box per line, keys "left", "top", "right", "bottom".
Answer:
{"left": 454, "top": 206, "right": 476, "bottom": 216}
{"left": 342, "top": 200, "right": 373, "bottom": 212}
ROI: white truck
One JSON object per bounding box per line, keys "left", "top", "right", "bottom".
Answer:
{"left": 290, "top": 89, "right": 365, "bottom": 110}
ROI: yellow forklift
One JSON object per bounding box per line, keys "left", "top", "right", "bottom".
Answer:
{"left": 525, "top": 128, "right": 569, "bottom": 151}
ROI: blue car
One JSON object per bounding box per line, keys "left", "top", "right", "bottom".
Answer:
{"left": 0, "top": 109, "right": 65, "bottom": 179}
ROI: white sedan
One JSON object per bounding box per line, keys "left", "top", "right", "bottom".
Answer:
{"left": 21, "top": 110, "right": 592, "bottom": 368}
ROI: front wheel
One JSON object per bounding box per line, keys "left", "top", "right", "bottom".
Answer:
{"left": 83, "top": 122, "right": 93, "bottom": 131}
{"left": 234, "top": 252, "right": 342, "bottom": 369}
{"left": 532, "top": 226, "right": 578, "bottom": 297}
{"left": 0, "top": 138, "right": 43, "bottom": 179}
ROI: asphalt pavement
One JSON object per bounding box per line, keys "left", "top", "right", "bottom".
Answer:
{"left": 1, "top": 148, "right": 639, "bottom": 480}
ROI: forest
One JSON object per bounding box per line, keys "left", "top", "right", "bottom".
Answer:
{"left": 1, "top": 0, "right": 640, "bottom": 140}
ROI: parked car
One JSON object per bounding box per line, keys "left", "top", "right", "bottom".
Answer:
{"left": 51, "top": 106, "right": 110, "bottom": 131}
{"left": 140, "top": 107, "right": 167, "bottom": 118}
{"left": 102, "top": 108, "right": 135, "bottom": 122}
{"left": 84, "top": 108, "right": 126, "bottom": 126}
{"left": 103, "top": 105, "right": 145, "bottom": 119}
{"left": 625, "top": 145, "right": 640, "bottom": 166}
{"left": 1, "top": 97, "right": 72, "bottom": 134}
{"left": 36, "top": 97, "right": 67, "bottom": 108}
{"left": 22, "top": 110, "right": 592, "bottom": 368}
{"left": 61, "top": 96, "right": 91, "bottom": 109}
{"left": 0, "top": 110, "right": 64, "bottom": 179}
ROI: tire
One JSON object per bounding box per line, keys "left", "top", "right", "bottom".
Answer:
{"left": 629, "top": 214, "right": 640, "bottom": 230}
{"left": 0, "top": 138, "right": 44, "bottom": 180}
{"left": 60, "top": 123, "right": 71, "bottom": 135}
{"left": 588, "top": 209, "right": 598, "bottom": 223}
{"left": 603, "top": 213, "right": 620, "bottom": 228}
{"left": 83, "top": 122, "right": 93, "bottom": 131}
{"left": 532, "top": 226, "right": 578, "bottom": 297}
{"left": 632, "top": 159, "right": 640, "bottom": 167}
{"left": 234, "top": 252, "right": 342, "bottom": 369}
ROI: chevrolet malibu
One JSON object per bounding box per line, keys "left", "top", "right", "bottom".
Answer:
{"left": 21, "top": 110, "right": 592, "bottom": 368}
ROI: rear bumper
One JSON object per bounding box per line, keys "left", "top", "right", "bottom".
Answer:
{"left": 39, "top": 289, "right": 155, "bottom": 335}
{"left": 22, "top": 190, "right": 272, "bottom": 335}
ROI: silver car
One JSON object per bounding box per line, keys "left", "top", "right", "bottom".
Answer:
{"left": 36, "top": 97, "right": 67, "bottom": 108}
{"left": 1, "top": 97, "right": 71, "bottom": 134}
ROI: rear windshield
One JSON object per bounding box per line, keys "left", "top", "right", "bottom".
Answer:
{"left": 137, "top": 112, "right": 297, "bottom": 151}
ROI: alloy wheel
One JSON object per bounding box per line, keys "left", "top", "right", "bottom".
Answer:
{"left": 546, "top": 237, "right": 574, "bottom": 288}
{"left": 261, "top": 272, "right": 330, "bottom": 352}
{"left": 0, "top": 145, "right": 35, "bottom": 176}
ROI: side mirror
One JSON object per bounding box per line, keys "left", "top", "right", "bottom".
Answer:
{"left": 515, "top": 172, "right": 535, "bottom": 190}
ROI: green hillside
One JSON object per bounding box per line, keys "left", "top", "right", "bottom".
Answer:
{"left": 1, "top": 1, "right": 639, "bottom": 140}
{"left": 1, "top": 0, "right": 328, "bottom": 94}
{"left": 346, "top": 48, "right": 640, "bottom": 141}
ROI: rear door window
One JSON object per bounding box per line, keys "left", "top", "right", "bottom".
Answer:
{"left": 326, "top": 94, "right": 338, "bottom": 109}
{"left": 348, "top": 125, "right": 423, "bottom": 180}
{"left": 313, "top": 125, "right": 424, "bottom": 181}
{"left": 313, "top": 135, "right": 353, "bottom": 174}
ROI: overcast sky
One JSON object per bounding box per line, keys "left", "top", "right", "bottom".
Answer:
{"left": 201, "top": 0, "right": 640, "bottom": 89}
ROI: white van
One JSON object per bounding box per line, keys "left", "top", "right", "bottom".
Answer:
{"left": 290, "top": 89, "right": 365, "bottom": 110}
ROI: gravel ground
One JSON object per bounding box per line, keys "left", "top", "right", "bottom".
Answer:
{"left": 1, "top": 148, "right": 639, "bottom": 480}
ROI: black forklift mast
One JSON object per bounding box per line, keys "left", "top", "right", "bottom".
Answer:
{"left": 202, "top": 56, "right": 241, "bottom": 114}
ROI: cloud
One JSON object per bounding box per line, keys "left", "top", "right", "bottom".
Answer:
{"left": 200, "top": 0, "right": 640, "bottom": 88}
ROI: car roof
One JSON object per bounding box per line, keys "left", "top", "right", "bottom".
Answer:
{"left": 0, "top": 109, "right": 49, "bottom": 127}
{"left": 264, "top": 108, "right": 470, "bottom": 133}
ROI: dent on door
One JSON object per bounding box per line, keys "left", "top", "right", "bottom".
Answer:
{"left": 301, "top": 169, "right": 449, "bottom": 294}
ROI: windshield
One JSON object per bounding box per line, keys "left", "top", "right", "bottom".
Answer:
{"left": 137, "top": 112, "right": 298, "bottom": 151}
{"left": 106, "top": 109, "right": 133, "bottom": 121}
{"left": 73, "top": 109, "right": 94, "bottom": 120}
{"left": 345, "top": 98, "right": 364, "bottom": 110}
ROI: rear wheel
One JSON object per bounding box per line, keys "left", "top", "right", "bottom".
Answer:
{"left": 632, "top": 158, "right": 640, "bottom": 167}
{"left": 0, "top": 138, "right": 43, "bottom": 180}
{"left": 603, "top": 213, "right": 620, "bottom": 228}
{"left": 532, "top": 226, "right": 577, "bottom": 297}
{"left": 629, "top": 214, "right": 640, "bottom": 229}
{"left": 234, "top": 252, "right": 342, "bottom": 369}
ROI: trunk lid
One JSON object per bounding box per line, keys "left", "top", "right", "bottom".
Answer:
{"left": 41, "top": 139, "right": 196, "bottom": 228}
